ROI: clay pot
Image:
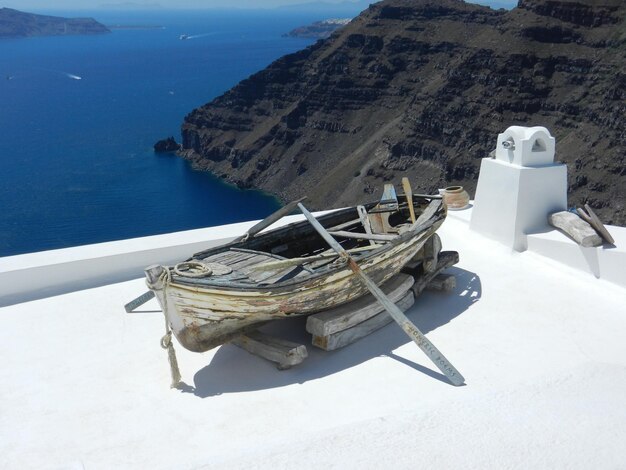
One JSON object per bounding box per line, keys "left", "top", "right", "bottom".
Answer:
{"left": 442, "top": 186, "right": 470, "bottom": 210}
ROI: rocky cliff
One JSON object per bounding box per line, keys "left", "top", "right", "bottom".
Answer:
{"left": 0, "top": 8, "right": 110, "bottom": 38}
{"left": 180, "top": 0, "right": 626, "bottom": 225}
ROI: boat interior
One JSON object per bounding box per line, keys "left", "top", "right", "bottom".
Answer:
{"left": 172, "top": 190, "right": 441, "bottom": 287}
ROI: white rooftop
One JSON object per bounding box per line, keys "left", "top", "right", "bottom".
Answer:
{"left": 1, "top": 207, "right": 625, "bottom": 469}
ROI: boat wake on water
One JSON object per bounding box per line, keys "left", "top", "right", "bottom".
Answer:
{"left": 34, "top": 68, "right": 83, "bottom": 80}
{"left": 180, "top": 32, "right": 214, "bottom": 40}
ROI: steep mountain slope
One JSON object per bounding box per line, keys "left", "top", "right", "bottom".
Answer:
{"left": 180, "top": 0, "right": 626, "bottom": 225}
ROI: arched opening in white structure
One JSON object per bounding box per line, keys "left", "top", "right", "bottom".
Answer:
{"left": 532, "top": 138, "right": 546, "bottom": 152}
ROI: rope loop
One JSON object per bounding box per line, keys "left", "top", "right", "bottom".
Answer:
{"left": 173, "top": 261, "right": 212, "bottom": 278}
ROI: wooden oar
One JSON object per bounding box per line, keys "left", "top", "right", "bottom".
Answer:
{"left": 402, "top": 177, "right": 417, "bottom": 224}
{"left": 298, "top": 203, "right": 465, "bottom": 386}
{"left": 124, "top": 290, "right": 155, "bottom": 313}
{"left": 233, "top": 197, "right": 307, "bottom": 243}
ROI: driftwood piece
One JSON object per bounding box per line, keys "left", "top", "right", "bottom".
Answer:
{"left": 582, "top": 205, "right": 615, "bottom": 245}
{"left": 410, "top": 251, "right": 460, "bottom": 298}
{"left": 549, "top": 211, "right": 602, "bottom": 247}
{"left": 312, "top": 291, "right": 415, "bottom": 351}
{"left": 231, "top": 330, "right": 308, "bottom": 370}
{"left": 426, "top": 273, "right": 456, "bottom": 292}
{"left": 306, "top": 273, "right": 415, "bottom": 337}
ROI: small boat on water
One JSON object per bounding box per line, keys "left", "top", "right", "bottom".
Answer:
{"left": 144, "top": 185, "right": 446, "bottom": 354}
{"left": 179, "top": 34, "right": 189, "bottom": 40}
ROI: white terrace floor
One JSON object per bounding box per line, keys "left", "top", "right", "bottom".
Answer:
{"left": 1, "top": 211, "right": 625, "bottom": 469}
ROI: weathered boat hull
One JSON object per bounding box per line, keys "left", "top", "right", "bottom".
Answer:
{"left": 151, "top": 221, "right": 439, "bottom": 352}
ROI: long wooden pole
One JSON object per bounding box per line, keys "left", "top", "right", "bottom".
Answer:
{"left": 298, "top": 203, "right": 465, "bottom": 386}
{"left": 233, "top": 197, "right": 307, "bottom": 243}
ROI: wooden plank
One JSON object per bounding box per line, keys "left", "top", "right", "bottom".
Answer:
{"left": 231, "top": 330, "right": 308, "bottom": 370}
{"left": 328, "top": 230, "right": 397, "bottom": 242}
{"left": 228, "top": 254, "right": 275, "bottom": 271}
{"left": 230, "top": 247, "right": 287, "bottom": 260}
{"left": 412, "top": 251, "right": 460, "bottom": 297}
{"left": 312, "top": 291, "right": 415, "bottom": 351}
{"left": 298, "top": 202, "right": 465, "bottom": 387}
{"left": 549, "top": 211, "right": 602, "bottom": 247}
{"left": 252, "top": 266, "right": 306, "bottom": 284}
{"left": 306, "top": 273, "right": 415, "bottom": 336}
{"left": 402, "top": 177, "right": 417, "bottom": 224}
{"left": 415, "top": 200, "right": 442, "bottom": 225}
{"left": 412, "top": 199, "right": 442, "bottom": 229}
{"left": 203, "top": 251, "right": 234, "bottom": 262}
{"left": 426, "top": 273, "right": 456, "bottom": 292}
{"left": 423, "top": 233, "right": 442, "bottom": 273}
{"left": 357, "top": 205, "right": 377, "bottom": 246}
{"left": 327, "top": 217, "right": 361, "bottom": 232}
{"left": 583, "top": 205, "right": 615, "bottom": 245}
{"left": 246, "top": 244, "right": 381, "bottom": 273}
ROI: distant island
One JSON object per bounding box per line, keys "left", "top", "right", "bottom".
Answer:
{"left": 0, "top": 8, "right": 110, "bottom": 38}
{"left": 99, "top": 2, "right": 162, "bottom": 8}
{"left": 284, "top": 18, "right": 351, "bottom": 39}
{"left": 107, "top": 24, "right": 165, "bottom": 30}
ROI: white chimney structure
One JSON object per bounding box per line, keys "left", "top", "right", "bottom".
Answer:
{"left": 470, "top": 126, "right": 567, "bottom": 251}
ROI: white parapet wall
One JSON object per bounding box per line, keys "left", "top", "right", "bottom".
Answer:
{"left": 526, "top": 226, "right": 626, "bottom": 288}
{"left": 470, "top": 126, "right": 567, "bottom": 251}
{"left": 0, "top": 214, "right": 312, "bottom": 307}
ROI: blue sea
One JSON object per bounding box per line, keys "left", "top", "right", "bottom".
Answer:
{"left": 0, "top": 9, "right": 321, "bottom": 257}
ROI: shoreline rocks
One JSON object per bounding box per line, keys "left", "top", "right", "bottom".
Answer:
{"left": 154, "top": 137, "right": 181, "bottom": 153}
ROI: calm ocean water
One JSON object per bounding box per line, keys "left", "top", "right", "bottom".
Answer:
{"left": 0, "top": 10, "right": 318, "bottom": 257}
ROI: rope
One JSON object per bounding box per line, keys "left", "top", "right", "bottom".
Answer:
{"left": 160, "top": 324, "right": 182, "bottom": 389}
{"left": 152, "top": 267, "right": 182, "bottom": 389}
{"left": 173, "top": 261, "right": 212, "bottom": 278}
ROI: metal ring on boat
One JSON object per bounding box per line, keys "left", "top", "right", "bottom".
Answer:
{"left": 173, "top": 261, "right": 213, "bottom": 278}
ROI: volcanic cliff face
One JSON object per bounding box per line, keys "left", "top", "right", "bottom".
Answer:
{"left": 180, "top": 0, "right": 626, "bottom": 225}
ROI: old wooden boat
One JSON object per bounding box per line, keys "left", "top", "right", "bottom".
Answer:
{"left": 145, "top": 189, "right": 446, "bottom": 353}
